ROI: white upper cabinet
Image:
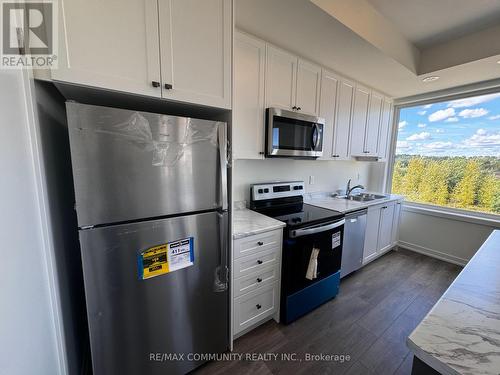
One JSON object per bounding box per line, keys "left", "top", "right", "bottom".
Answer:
{"left": 53, "top": 0, "right": 162, "bottom": 98}
{"left": 350, "top": 85, "right": 371, "bottom": 156}
{"left": 50, "top": 0, "right": 231, "bottom": 108}
{"left": 318, "top": 69, "right": 339, "bottom": 160}
{"left": 158, "top": 0, "right": 232, "bottom": 108}
{"left": 266, "top": 45, "right": 321, "bottom": 116}
{"left": 365, "top": 91, "right": 383, "bottom": 155}
{"left": 295, "top": 59, "right": 321, "bottom": 116}
{"left": 233, "top": 31, "right": 266, "bottom": 160}
{"left": 333, "top": 78, "right": 355, "bottom": 160}
{"left": 265, "top": 45, "right": 297, "bottom": 110}
{"left": 377, "top": 98, "right": 393, "bottom": 161}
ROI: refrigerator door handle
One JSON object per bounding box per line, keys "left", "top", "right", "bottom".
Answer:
{"left": 218, "top": 123, "right": 228, "bottom": 211}
{"left": 214, "top": 212, "right": 229, "bottom": 292}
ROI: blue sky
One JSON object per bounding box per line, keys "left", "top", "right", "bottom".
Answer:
{"left": 396, "top": 93, "right": 500, "bottom": 157}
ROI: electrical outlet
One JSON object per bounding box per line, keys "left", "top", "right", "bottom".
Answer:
{"left": 309, "top": 175, "right": 315, "bottom": 185}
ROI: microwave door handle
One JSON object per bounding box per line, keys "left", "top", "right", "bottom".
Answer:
{"left": 290, "top": 219, "right": 345, "bottom": 238}
{"left": 312, "top": 123, "right": 320, "bottom": 150}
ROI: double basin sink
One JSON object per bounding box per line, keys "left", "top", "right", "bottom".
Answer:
{"left": 338, "top": 193, "right": 388, "bottom": 202}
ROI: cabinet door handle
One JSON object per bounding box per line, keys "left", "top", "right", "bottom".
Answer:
{"left": 164, "top": 83, "right": 173, "bottom": 90}
{"left": 297, "top": 107, "right": 301, "bottom": 111}
{"left": 382, "top": 206, "right": 388, "bottom": 209}
{"left": 257, "top": 278, "right": 262, "bottom": 283}
{"left": 256, "top": 304, "right": 262, "bottom": 309}
{"left": 363, "top": 150, "right": 370, "bottom": 153}
{"left": 257, "top": 260, "right": 263, "bottom": 264}
{"left": 257, "top": 241, "right": 264, "bottom": 246}
{"left": 292, "top": 106, "right": 297, "bottom": 110}
{"left": 151, "top": 81, "right": 160, "bottom": 88}
{"left": 259, "top": 152, "right": 265, "bottom": 155}
{"left": 333, "top": 154, "right": 339, "bottom": 158}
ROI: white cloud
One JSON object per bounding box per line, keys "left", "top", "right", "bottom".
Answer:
{"left": 407, "top": 132, "right": 431, "bottom": 141}
{"left": 435, "top": 129, "right": 445, "bottom": 133}
{"left": 396, "top": 141, "right": 411, "bottom": 149}
{"left": 428, "top": 108, "right": 455, "bottom": 122}
{"left": 444, "top": 117, "right": 459, "bottom": 123}
{"left": 458, "top": 108, "right": 489, "bottom": 118}
{"left": 463, "top": 129, "right": 500, "bottom": 147}
{"left": 424, "top": 142, "right": 453, "bottom": 150}
{"left": 423, "top": 104, "right": 432, "bottom": 109}
{"left": 418, "top": 110, "right": 427, "bottom": 115}
{"left": 398, "top": 120, "right": 408, "bottom": 129}
{"left": 447, "top": 93, "right": 500, "bottom": 108}
{"left": 488, "top": 114, "right": 500, "bottom": 120}
{"left": 417, "top": 123, "right": 427, "bottom": 128}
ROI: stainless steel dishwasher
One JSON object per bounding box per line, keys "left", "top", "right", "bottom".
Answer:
{"left": 341, "top": 208, "right": 367, "bottom": 278}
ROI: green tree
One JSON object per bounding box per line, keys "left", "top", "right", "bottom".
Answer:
{"left": 478, "top": 174, "right": 499, "bottom": 212}
{"left": 392, "top": 160, "right": 405, "bottom": 195}
{"left": 451, "top": 160, "right": 481, "bottom": 208}
{"left": 418, "top": 161, "right": 449, "bottom": 205}
{"left": 403, "top": 157, "right": 426, "bottom": 202}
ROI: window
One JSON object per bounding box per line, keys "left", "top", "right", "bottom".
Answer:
{"left": 392, "top": 92, "right": 500, "bottom": 216}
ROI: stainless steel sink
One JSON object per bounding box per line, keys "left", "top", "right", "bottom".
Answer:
{"left": 341, "top": 193, "right": 388, "bottom": 202}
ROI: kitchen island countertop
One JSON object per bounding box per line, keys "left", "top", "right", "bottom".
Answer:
{"left": 407, "top": 230, "right": 500, "bottom": 375}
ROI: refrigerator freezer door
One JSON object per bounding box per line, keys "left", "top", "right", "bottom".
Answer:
{"left": 79, "top": 211, "right": 228, "bottom": 375}
{"left": 66, "top": 102, "right": 227, "bottom": 227}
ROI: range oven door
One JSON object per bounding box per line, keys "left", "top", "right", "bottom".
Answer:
{"left": 283, "top": 218, "right": 345, "bottom": 296}
{"left": 266, "top": 107, "right": 324, "bottom": 158}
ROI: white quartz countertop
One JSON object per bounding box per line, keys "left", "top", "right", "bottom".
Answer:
{"left": 305, "top": 193, "right": 404, "bottom": 213}
{"left": 232, "top": 208, "right": 285, "bottom": 240}
{"left": 407, "top": 230, "right": 500, "bottom": 375}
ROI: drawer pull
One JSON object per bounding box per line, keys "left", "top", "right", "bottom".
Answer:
{"left": 257, "top": 241, "right": 264, "bottom": 246}
{"left": 257, "top": 260, "right": 263, "bottom": 264}
{"left": 256, "top": 304, "right": 262, "bottom": 309}
{"left": 257, "top": 278, "right": 262, "bottom": 283}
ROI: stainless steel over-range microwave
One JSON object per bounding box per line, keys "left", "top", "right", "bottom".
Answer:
{"left": 265, "top": 107, "right": 325, "bottom": 158}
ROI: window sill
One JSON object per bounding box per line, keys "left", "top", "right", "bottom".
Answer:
{"left": 402, "top": 202, "right": 500, "bottom": 228}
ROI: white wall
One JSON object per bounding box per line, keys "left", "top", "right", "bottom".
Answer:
{"left": 233, "top": 158, "right": 379, "bottom": 203}
{"left": 0, "top": 71, "right": 63, "bottom": 374}
{"left": 399, "top": 207, "right": 498, "bottom": 265}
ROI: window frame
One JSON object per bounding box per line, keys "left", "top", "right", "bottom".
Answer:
{"left": 385, "top": 86, "right": 500, "bottom": 224}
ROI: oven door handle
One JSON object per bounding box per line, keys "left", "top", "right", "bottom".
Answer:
{"left": 290, "top": 219, "right": 345, "bottom": 238}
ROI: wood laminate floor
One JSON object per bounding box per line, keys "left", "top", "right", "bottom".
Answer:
{"left": 195, "top": 248, "right": 462, "bottom": 375}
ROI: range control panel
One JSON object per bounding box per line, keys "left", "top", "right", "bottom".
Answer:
{"left": 251, "top": 181, "right": 305, "bottom": 201}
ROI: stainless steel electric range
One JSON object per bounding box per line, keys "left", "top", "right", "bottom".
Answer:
{"left": 250, "top": 181, "right": 345, "bottom": 323}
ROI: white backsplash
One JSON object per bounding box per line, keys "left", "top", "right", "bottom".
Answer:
{"left": 232, "top": 158, "right": 383, "bottom": 203}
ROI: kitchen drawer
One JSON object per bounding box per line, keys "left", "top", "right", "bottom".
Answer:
{"left": 234, "top": 230, "right": 281, "bottom": 259}
{"left": 233, "top": 282, "right": 278, "bottom": 334}
{"left": 233, "top": 247, "right": 280, "bottom": 278}
{"left": 233, "top": 264, "right": 279, "bottom": 297}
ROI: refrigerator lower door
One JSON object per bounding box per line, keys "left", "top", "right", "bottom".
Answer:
{"left": 79, "top": 211, "right": 228, "bottom": 375}
{"left": 66, "top": 102, "right": 228, "bottom": 227}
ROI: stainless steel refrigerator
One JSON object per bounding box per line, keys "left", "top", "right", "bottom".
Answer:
{"left": 66, "top": 102, "right": 229, "bottom": 375}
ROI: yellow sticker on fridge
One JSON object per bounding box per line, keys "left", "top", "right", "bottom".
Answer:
{"left": 138, "top": 237, "right": 194, "bottom": 280}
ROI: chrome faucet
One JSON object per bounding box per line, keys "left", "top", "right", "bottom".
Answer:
{"left": 346, "top": 179, "right": 365, "bottom": 197}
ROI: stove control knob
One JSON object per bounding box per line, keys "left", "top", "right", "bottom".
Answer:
{"left": 258, "top": 189, "right": 264, "bottom": 194}
{"left": 264, "top": 188, "right": 269, "bottom": 193}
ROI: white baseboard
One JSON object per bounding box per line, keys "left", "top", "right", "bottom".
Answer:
{"left": 398, "top": 241, "right": 468, "bottom": 266}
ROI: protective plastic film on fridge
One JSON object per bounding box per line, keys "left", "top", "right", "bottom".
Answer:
{"left": 66, "top": 102, "right": 229, "bottom": 375}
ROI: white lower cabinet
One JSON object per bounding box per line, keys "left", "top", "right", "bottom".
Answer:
{"left": 362, "top": 199, "right": 402, "bottom": 264}
{"left": 232, "top": 229, "right": 282, "bottom": 339}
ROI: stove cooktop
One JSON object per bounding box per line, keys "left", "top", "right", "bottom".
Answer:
{"left": 253, "top": 202, "right": 344, "bottom": 229}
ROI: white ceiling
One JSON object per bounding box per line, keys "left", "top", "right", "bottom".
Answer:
{"left": 368, "top": 0, "right": 500, "bottom": 48}
{"left": 236, "top": 0, "right": 500, "bottom": 99}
